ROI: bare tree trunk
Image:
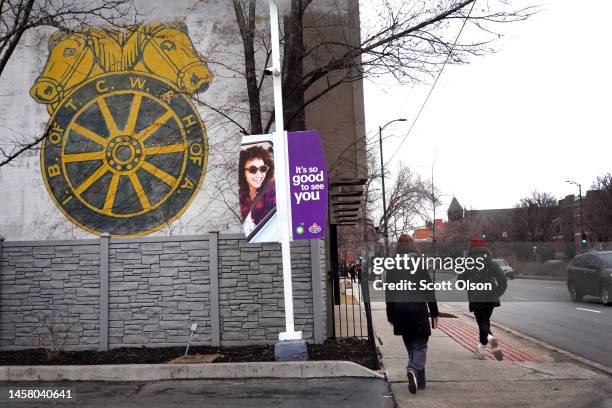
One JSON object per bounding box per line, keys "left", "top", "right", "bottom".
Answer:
{"left": 282, "top": 0, "right": 305, "bottom": 131}
{"left": 233, "top": 0, "right": 263, "bottom": 134}
{"left": 0, "top": 0, "right": 35, "bottom": 77}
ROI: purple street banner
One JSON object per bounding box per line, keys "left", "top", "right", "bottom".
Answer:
{"left": 287, "top": 130, "right": 328, "bottom": 240}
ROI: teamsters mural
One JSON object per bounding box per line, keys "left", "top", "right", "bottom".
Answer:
{"left": 30, "top": 21, "right": 213, "bottom": 236}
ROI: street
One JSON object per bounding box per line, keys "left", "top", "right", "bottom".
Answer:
{"left": 370, "top": 275, "right": 612, "bottom": 369}
{"left": 0, "top": 378, "right": 394, "bottom": 408}
{"left": 449, "top": 277, "right": 612, "bottom": 369}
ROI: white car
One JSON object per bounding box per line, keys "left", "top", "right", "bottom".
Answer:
{"left": 493, "top": 258, "right": 515, "bottom": 279}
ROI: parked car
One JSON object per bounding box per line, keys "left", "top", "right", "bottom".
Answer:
{"left": 566, "top": 251, "right": 612, "bottom": 305}
{"left": 493, "top": 258, "right": 515, "bottom": 279}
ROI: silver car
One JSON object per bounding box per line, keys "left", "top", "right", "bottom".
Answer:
{"left": 493, "top": 258, "right": 515, "bottom": 279}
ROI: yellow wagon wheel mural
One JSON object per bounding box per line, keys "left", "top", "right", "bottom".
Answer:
{"left": 31, "top": 21, "right": 213, "bottom": 236}
{"left": 40, "top": 72, "right": 208, "bottom": 236}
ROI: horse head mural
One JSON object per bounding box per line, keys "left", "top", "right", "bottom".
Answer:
{"left": 141, "top": 22, "right": 213, "bottom": 94}
{"left": 31, "top": 20, "right": 213, "bottom": 237}
{"left": 31, "top": 20, "right": 213, "bottom": 114}
{"left": 30, "top": 31, "right": 98, "bottom": 113}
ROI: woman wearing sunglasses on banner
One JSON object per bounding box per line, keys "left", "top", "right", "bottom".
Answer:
{"left": 239, "top": 145, "right": 276, "bottom": 237}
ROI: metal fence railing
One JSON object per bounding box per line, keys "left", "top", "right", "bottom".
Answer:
{"left": 329, "top": 267, "right": 379, "bottom": 369}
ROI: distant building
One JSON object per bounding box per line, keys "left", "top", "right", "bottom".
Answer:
{"left": 447, "top": 197, "right": 464, "bottom": 222}
{"left": 450, "top": 191, "right": 609, "bottom": 260}
{"left": 552, "top": 190, "right": 609, "bottom": 257}
{"left": 446, "top": 197, "right": 514, "bottom": 241}
{"left": 413, "top": 219, "right": 447, "bottom": 242}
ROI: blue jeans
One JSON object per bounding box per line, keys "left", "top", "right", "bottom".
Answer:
{"left": 402, "top": 334, "right": 428, "bottom": 387}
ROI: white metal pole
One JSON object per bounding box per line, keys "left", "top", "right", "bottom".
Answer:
{"left": 269, "top": 0, "right": 301, "bottom": 341}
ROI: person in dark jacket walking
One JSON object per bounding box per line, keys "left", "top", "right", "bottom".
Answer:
{"left": 460, "top": 240, "right": 508, "bottom": 361}
{"left": 386, "top": 235, "right": 439, "bottom": 394}
{"left": 349, "top": 263, "right": 357, "bottom": 282}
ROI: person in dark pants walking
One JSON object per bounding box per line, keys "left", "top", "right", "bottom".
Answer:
{"left": 386, "top": 235, "right": 439, "bottom": 394}
{"left": 461, "top": 240, "right": 508, "bottom": 361}
{"left": 474, "top": 307, "right": 494, "bottom": 347}
{"left": 349, "top": 263, "right": 357, "bottom": 282}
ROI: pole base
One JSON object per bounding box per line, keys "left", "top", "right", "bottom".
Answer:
{"left": 279, "top": 330, "right": 302, "bottom": 341}
{"left": 274, "top": 339, "right": 308, "bottom": 361}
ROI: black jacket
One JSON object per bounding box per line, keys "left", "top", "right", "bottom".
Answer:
{"left": 459, "top": 254, "right": 508, "bottom": 312}
{"left": 385, "top": 251, "right": 439, "bottom": 338}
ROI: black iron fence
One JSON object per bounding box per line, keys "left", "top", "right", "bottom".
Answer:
{"left": 329, "top": 266, "right": 379, "bottom": 369}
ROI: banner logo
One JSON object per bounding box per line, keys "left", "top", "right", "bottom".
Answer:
{"left": 308, "top": 223, "right": 321, "bottom": 234}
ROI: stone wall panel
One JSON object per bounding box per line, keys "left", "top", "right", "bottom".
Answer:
{"left": 0, "top": 235, "right": 324, "bottom": 349}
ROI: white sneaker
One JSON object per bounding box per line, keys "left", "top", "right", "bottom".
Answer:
{"left": 407, "top": 369, "right": 417, "bottom": 394}
{"left": 488, "top": 334, "right": 503, "bottom": 361}
{"left": 476, "top": 343, "right": 486, "bottom": 360}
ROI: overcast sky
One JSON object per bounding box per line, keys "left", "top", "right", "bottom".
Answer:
{"left": 363, "top": 0, "right": 612, "bottom": 219}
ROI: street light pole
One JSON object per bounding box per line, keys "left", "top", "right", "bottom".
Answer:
{"left": 578, "top": 183, "right": 584, "bottom": 239}
{"left": 431, "top": 164, "right": 436, "bottom": 283}
{"left": 565, "top": 180, "right": 584, "bottom": 248}
{"left": 378, "top": 126, "right": 388, "bottom": 257}
{"left": 431, "top": 164, "right": 436, "bottom": 251}
{"left": 268, "top": 0, "right": 300, "bottom": 341}
{"left": 379, "top": 118, "right": 406, "bottom": 257}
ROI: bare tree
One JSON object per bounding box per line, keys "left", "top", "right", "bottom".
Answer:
{"left": 225, "top": 0, "right": 535, "bottom": 241}
{"left": 0, "top": 1, "right": 536, "bottom": 170}
{"left": 0, "top": 0, "right": 135, "bottom": 167}
{"left": 512, "top": 190, "right": 558, "bottom": 242}
{"left": 337, "top": 149, "right": 382, "bottom": 261}
{"left": 0, "top": 0, "right": 135, "bottom": 76}
{"left": 355, "top": 145, "right": 432, "bottom": 239}
{"left": 442, "top": 215, "right": 484, "bottom": 243}
{"left": 0, "top": 0, "right": 536, "bottom": 239}
{"left": 228, "top": 0, "right": 535, "bottom": 135}
{"left": 384, "top": 164, "right": 433, "bottom": 241}
{"left": 337, "top": 222, "right": 377, "bottom": 263}
{"left": 232, "top": 0, "right": 266, "bottom": 134}
{"left": 337, "top": 151, "right": 432, "bottom": 259}
{"left": 585, "top": 173, "right": 612, "bottom": 244}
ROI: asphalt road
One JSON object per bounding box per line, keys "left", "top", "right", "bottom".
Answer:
{"left": 448, "top": 277, "right": 612, "bottom": 369}
{"left": 0, "top": 378, "right": 394, "bottom": 408}
{"left": 368, "top": 274, "right": 612, "bottom": 368}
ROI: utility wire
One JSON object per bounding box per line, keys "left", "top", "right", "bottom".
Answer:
{"left": 385, "top": 0, "right": 477, "bottom": 165}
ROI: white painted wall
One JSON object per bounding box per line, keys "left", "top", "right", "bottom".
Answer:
{"left": 0, "top": 1, "right": 270, "bottom": 240}
{"left": 0, "top": 0, "right": 363, "bottom": 241}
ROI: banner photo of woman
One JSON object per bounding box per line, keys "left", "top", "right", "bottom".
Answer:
{"left": 239, "top": 134, "right": 278, "bottom": 243}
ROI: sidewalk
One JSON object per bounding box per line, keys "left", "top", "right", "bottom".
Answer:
{"left": 372, "top": 302, "right": 612, "bottom": 408}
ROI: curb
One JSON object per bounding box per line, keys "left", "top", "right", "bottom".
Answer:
{"left": 0, "top": 361, "right": 383, "bottom": 382}
{"left": 457, "top": 310, "right": 612, "bottom": 377}
{"left": 516, "top": 275, "right": 566, "bottom": 282}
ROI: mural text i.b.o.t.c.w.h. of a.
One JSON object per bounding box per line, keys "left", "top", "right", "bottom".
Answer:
{"left": 30, "top": 21, "right": 213, "bottom": 236}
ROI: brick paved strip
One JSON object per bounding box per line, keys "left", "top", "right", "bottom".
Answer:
{"left": 447, "top": 320, "right": 538, "bottom": 362}
{"left": 437, "top": 318, "right": 541, "bottom": 362}
{"left": 438, "top": 319, "right": 530, "bottom": 361}
{"left": 439, "top": 319, "right": 538, "bottom": 362}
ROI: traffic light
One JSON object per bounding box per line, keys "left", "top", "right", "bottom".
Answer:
{"left": 482, "top": 233, "right": 487, "bottom": 240}
{"left": 581, "top": 232, "right": 588, "bottom": 246}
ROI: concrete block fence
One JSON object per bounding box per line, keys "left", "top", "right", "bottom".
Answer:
{"left": 0, "top": 233, "right": 327, "bottom": 351}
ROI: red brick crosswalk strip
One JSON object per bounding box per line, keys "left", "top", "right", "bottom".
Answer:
{"left": 437, "top": 318, "right": 541, "bottom": 362}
